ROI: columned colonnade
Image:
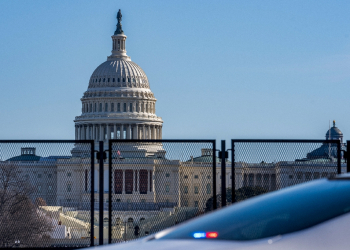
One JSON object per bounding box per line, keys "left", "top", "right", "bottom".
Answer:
{"left": 76, "top": 123, "right": 162, "bottom": 140}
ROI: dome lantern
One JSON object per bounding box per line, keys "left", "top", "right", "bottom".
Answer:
{"left": 109, "top": 9, "right": 129, "bottom": 61}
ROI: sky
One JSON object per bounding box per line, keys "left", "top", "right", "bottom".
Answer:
{"left": 0, "top": 0, "right": 349, "bottom": 143}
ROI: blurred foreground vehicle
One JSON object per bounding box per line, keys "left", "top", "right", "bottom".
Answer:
{"left": 89, "top": 174, "right": 350, "bottom": 250}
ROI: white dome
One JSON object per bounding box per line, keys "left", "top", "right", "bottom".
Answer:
{"left": 88, "top": 60, "right": 150, "bottom": 89}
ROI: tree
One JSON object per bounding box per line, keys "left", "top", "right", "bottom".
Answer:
{"left": 0, "top": 164, "right": 53, "bottom": 247}
{"left": 35, "top": 197, "right": 47, "bottom": 206}
{"left": 205, "top": 186, "right": 268, "bottom": 212}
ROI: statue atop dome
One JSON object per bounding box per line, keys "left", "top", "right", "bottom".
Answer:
{"left": 115, "top": 9, "right": 124, "bottom": 35}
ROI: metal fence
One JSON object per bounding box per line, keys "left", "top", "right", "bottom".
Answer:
{"left": 0, "top": 140, "right": 94, "bottom": 249}
{"left": 229, "top": 140, "right": 343, "bottom": 204}
{"left": 0, "top": 139, "right": 348, "bottom": 249}
{"left": 107, "top": 140, "right": 216, "bottom": 243}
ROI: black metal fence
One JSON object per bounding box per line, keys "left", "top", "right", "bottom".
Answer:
{"left": 0, "top": 140, "right": 94, "bottom": 249}
{"left": 107, "top": 140, "right": 216, "bottom": 243}
{"left": 228, "top": 140, "right": 343, "bottom": 204}
{"left": 0, "top": 139, "right": 348, "bottom": 249}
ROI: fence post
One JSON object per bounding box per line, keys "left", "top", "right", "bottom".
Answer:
{"left": 221, "top": 140, "right": 226, "bottom": 207}
{"left": 231, "top": 140, "right": 235, "bottom": 203}
{"left": 337, "top": 141, "right": 341, "bottom": 174}
{"left": 347, "top": 141, "right": 350, "bottom": 173}
{"left": 90, "top": 141, "right": 95, "bottom": 246}
{"left": 212, "top": 141, "right": 217, "bottom": 210}
{"left": 99, "top": 141, "right": 104, "bottom": 245}
{"left": 108, "top": 140, "right": 112, "bottom": 244}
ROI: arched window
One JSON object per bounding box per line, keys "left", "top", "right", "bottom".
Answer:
{"left": 117, "top": 103, "right": 120, "bottom": 112}
{"left": 113, "top": 78, "right": 115, "bottom": 82}
{"left": 108, "top": 78, "right": 110, "bottom": 82}
{"left": 140, "top": 218, "right": 145, "bottom": 222}
{"left": 128, "top": 218, "right": 133, "bottom": 223}
{"left": 99, "top": 103, "right": 102, "bottom": 112}
{"left": 103, "top": 78, "right": 105, "bottom": 82}
{"left": 123, "top": 103, "right": 127, "bottom": 112}
{"left": 111, "top": 103, "right": 114, "bottom": 112}
{"left": 89, "top": 103, "right": 92, "bottom": 112}
{"left": 94, "top": 103, "right": 97, "bottom": 112}
{"left": 105, "top": 103, "right": 108, "bottom": 112}
{"left": 129, "top": 103, "right": 133, "bottom": 112}
{"left": 206, "top": 184, "right": 211, "bottom": 194}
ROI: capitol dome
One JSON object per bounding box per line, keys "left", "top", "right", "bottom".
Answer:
{"left": 74, "top": 10, "right": 163, "bottom": 143}
{"left": 325, "top": 120, "right": 343, "bottom": 142}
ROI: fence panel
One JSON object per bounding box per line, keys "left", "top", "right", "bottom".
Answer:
{"left": 231, "top": 140, "right": 342, "bottom": 203}
{"left": 108, "top": 140, "right": 216, "bottom": 243}
{"left": 0, "top": 140, "right": 94, "bottom": 248}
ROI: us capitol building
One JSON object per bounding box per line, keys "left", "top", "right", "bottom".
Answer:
{"left": 0, "top": 10, "right": 347, "bottom": 242}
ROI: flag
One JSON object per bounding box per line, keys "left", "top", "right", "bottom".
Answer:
{"left": 117, "top": 150, "right": 121, "bottom": 156}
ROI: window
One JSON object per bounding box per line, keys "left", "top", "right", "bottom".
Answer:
{"left": 297, "top": 172, "right": 303, "bottom": 180}
{"left": 99, "top": 103, "right": 102, "bottom": 112}
{"left": 184, "top": 175, "right": 188, "bottom": 179}
{"left": 129, "top": 103, "right": 133, "bottom": 112}
{"left": 108, "top": 78, "right": 110, "bottom": 82}
{"left": 48, "top": 185, "right": 52, "bottom": 192}
{"left": 165, "top": 184, "right": 170, "bottom": 193}
{"left": 111, "top": 103, "right": 114, "bottom": 112}
{"left": 118, "top": 78, "right": 120, "bottom": 82}
{"left": 128, "top": 218, "right": 133, "bottom": 223}
{"left": 128, "top": 78, "right": 130, "bottom": 82}
{"left": 194, "top": 175, "right": 199, "bottom": 179}
{"left": 165, "top": 173, "right": 170, "bottom": 177}
{"left": 99, "top": 78, "right": 101, "bottom": 82}
{"left": 194, "top": 201, "right": 199, "bottom": 207}
{"left": 113, "top": 78, "right": 115, "bottom": 82}
{"left": 38, "top": 174, "right": 42, "bottom": 178}
{"left": 206, "top": 184, "right": 211, "bottom": 194}
{"left": 123, "top": 78, "right": 125, "bottom": 82}
{"left": 116, "top": 199, "right": 121, "bottom": 202}
{"left": 38, "top": 185, "right": 42, "bottom": 192}
{"left": 94, "top": 103, "right": 97, "bottom": 112}
{"left": 105, "top": 103, "right": 108, "bottom": 112}
{"left": 90, "top": 103, "right": 92, "bottom": 112}
{"left": 48, "top": 174, "right": 52, "bottom": 178}
{"left": 67, "top": 172, "right": 71, "bottom": 177}
{"left": 207, "top": 175, "right": 211, "bottom": 179}
{"left": 117, "top": 103, "right": 120, "bottom": 112}
{"left": 123, "top": 103, "right": 126, "bottom": 112}
{"left": 194, "top": 186, "right": 199, "bottom": 194}
{"left": 141, "top": 199, "right": 146, "bottom": 203}
{"left": 103, "top": 78, "right": 105, "bottom": 82}
{"left": 289, "top": 175, "right": 293, "bottom": 179}
{"left": 140, "top": 217, "right": 145, "bottom": 222}
{"left": 67, "top": 184, "right": 72, "bottom": 192}
{"left": 103, "top": 217, "right": 108, "bottom": 223}
{"left": 184, "top": 186, "right": 188, "bottom": 194}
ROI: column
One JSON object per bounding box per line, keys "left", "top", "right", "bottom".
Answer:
{"left": 133, "top": 125, "right": 138, "bottom": 139}
{"left": 122, "top": 170, "right": 125, "bottom": 194}
{"left": 126, "top": 124, "right": 130, "bottom": 139}
{"left": 148, "top": 125, "right": 151, "bottom": 140}
{"left": 133, "top": 170, "right": 136, "bottom": 192}
{"left": 142, "top": 125, "right": 145, "bottom": 139}
{"left": 107, "top": 124, "right": 111, "bottom": 140}
{"left": 114, "top": 124, "right": 117, "bottom": 139}
{"left": 152, "top": 125, "right": 156, "bottom": 139}
{"left": 159, "top": 126, "right": 162, "bottom": 139}
{"left": 77, "top": 126, "right": 81, "bottom": 140}
{"left": 92, "top": 124, "right": 95, "bottom": 141}
{"left": 121, "top": 124, "right": 124, "bottom": 139}
{"left": 99, "top": 124, "right": 103, "bottom": 141}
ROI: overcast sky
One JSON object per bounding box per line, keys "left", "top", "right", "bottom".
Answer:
{"left": 0, "top": 0, "right": 349, "bottom": 142}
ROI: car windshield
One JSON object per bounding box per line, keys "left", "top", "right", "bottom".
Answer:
{"left": 157, "top": 179, "right": 350, "bottom": 241}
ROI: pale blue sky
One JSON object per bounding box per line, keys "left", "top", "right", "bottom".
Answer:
{"left": 0, "top": 0, "right": 349, "bottom": 142}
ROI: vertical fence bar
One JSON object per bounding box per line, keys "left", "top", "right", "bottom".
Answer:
{"left": 231, "top": 140, "right": 235, "bottom": 203}
{"left": 90, "top": 141, "right": 95, "bottom": 246}
{"left": 347, "top": 141, "right": 350, "bottom": 173}
{"left": 337, "top": 141, "right": 341, "bottom": 174}
{"left": 212, "top": 140, "right": 217, "bottom": 210}
{"left": 99, "top": 141, "right": 104, "bottom": 245}
{"left": 108, "top": 140, "right": 112, "bottom": 244}
{"left": 221, "top": 140, "right": 226, "bottom": 207}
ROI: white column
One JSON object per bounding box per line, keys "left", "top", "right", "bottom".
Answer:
{"left": 122, "top": 170, "right": 125, "bottom": 194}
{"left": 159, "top": 126, "right": 162, "bottom": 139}
{"left": 92, "top": 125, "right": 95, "bottom": 141}
{"left": 134, "top": 125, "right": 138, "bottom": 139}
{"left": 114, "top": 124, "right": 117, "bottom": 139}
{"left": 107, "top": 124, "right": 111, "bottom": 140}
{"left": 121, "top": 124, "right": 124, "bottom": 139}
{"left": 152, "top": 126, "right": 156, "bottom": 139}
{"left": 147, "top": 125, "right": 151, "bottom": 140}
{"left": 142, "top": 125, "right": 145, "bottom": 139}
{"left": 126, "top": 124, "right": 130, "bottom": 139}
{"left": 77, "top": 126, "right": 81, "bottom": 140}
{"left": 99, "top": 124, "right": 103, "bottom": 141}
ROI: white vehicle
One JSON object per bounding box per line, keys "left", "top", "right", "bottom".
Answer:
{"left": 89, "top": 174, "right": 350, "bottom": 250}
